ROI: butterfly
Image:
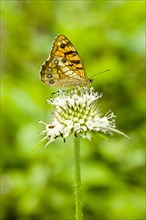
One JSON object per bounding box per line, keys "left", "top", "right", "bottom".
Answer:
{"left": 40, "top": 34, "right": 93, "bottom": 87}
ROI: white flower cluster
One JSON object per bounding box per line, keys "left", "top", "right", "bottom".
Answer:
{"left": 39, "top": 87, "right": 130, "bottom": 147}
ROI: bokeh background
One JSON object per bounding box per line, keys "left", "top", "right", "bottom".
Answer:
{"left": 1, "top": 1, "right": 145, "bottom": 220}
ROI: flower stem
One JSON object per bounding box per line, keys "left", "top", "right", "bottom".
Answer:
{"left": 74, "top": 135, "right": 83, "bottom": 220}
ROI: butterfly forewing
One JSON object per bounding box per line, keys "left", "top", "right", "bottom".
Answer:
{"left": 40, "top": 34, "right": 91, "bottom": 87}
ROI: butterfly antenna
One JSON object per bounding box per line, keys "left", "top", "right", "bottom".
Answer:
{"left": 91, "top": 69, "right": 111, "bottom": 79}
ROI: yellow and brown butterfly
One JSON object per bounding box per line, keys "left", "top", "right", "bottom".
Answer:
{"left": 40, "top": 34, "right": 93, "bottom": 87}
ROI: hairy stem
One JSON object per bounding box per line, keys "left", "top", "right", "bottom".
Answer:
{"left": 74, "top": 135, "right": 82, "bottom": 220}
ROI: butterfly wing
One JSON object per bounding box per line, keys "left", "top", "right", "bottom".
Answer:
{"left": 40, "top": 34, "right": 90, "bottom": 87}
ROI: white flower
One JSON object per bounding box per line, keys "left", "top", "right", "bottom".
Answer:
{"left": 39, "top": 87, "right": 130, "bottom": 147}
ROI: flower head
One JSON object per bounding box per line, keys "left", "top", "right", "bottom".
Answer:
{"left": 39, "top": 87, "right": 130, "bottom": 147}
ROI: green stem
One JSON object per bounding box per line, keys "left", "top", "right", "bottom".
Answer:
{"left": 74, "top": 135, "right": 83, "bottom": 220}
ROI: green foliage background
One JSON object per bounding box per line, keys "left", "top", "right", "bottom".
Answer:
{"left": 1, "top": 1, "right": 145, "bottom": 220}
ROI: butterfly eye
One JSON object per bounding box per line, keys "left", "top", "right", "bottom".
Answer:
{"left": 54, "top": 59, "right": 59, "bottom": 65}
{"left": 49, "top": 80, "right": 54, "bottom": 84}
{"left": 47, "top": 74, "right": 52, "bottom": 78}
{"left": 61, "top": 43, "right": 65, "bottom": 48}
{"left": 62, "top": 58, "right": 66, "bottom": 63}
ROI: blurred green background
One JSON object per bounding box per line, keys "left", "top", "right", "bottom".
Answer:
{"left": 1, "top": 1, "right": 145, "bottom": 220}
